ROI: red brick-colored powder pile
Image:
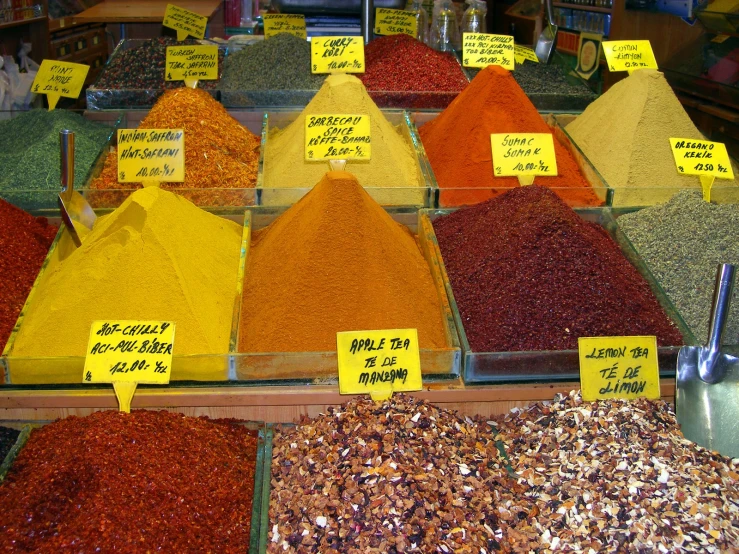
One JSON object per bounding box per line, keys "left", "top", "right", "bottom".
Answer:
{"left": 419, "top": 65, "right": 603, "bottom": 207}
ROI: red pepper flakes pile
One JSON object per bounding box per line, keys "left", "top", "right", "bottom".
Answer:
{"left": 432, "top": 185, "right": 684, "bottom": 352}
{"left": 0, "top": 411, "right": 259, "bottom": 553}
{"left": 0, "top": 199, "right": 57, "bottom": 354}
{"left": 360, "top": 34, "right": 469, "bottom": 109}
{"left": 88, "top": 87, "right": 260, "bottom": 208}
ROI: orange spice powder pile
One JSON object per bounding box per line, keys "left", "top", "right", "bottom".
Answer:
{"left": 89, "top": 88, "right": 259, "bottom": 206}
{"left": 238, "top": 171, "right": 447, "bottom": 355}
{"left": 419, "top": 65, "right": 603, "bottom": 207}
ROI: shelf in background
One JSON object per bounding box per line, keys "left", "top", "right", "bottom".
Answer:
{"left": 0, "top": 15, "right": 47, "bottom": 30}
{"left": 553, "top": 2, "right": 613, "bottom": 13}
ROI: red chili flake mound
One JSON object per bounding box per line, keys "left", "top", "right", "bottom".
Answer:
{"left": 432, "top": 186, "right": 684, "bottom": 352}
{"left": 0, "top": 411, "right": 259, "bottom": 553}
{"left": 0, "top": 198, "right": 57, "bottom": 354}
{"left": 360, "top": 34, "right": 468, "bottom": 108}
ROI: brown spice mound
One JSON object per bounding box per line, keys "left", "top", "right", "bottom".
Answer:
{"left": 0, "top": 411, "right": 258, "bottom": 553}
{"left": 268, "top": 394, "right": 531, "bottom": 553}
{"left": 496, "top": 391, "right": 739, "bottom": 552}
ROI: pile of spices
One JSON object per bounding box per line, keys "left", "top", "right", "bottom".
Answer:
{"left": 359, "top": 34, "right": 468, "bottom": 108}
{"left": 89, "top": 88, "right": 259, "bottom": 207}
{"left": 419, "top": 65, "right": 602, "bottom": 207}
{"left": 91, "top": 37, "right": 223, "bottom": 103}
{"left": 263, "top": 74, "right": 423, "bottom": 205}
{"left": 0, "top": 110, "right": 112, "bottom": 204}
{"left": 0, "top": 426, "right": 20, "bottom": 462}
{"left": 10, "top": 188, "right": 242, "bottom": 382}
{"left": 496, "top": 391, "right": 739, "bottom": 552}
{"left": 220, "top": 33, "right": 325, "bottom": 106}
{"left": 565, "top": 69, "right": 738, "bottom": 206}
{"left": 239, "top": 171, "right": 447, "bottom": 357}
{"left": 268, "top": 394, "right": 528, "bottom": 553}
{"left": 0, "top": 199, "right": 58, "bottom": 353}
{"left": 432, "top": 185, "right": 683, "bottom": 352}
{"left": 617, "top": 190, "right": 739, "bottom": 344}
{"left": 511, "top": 61, "right": 596, "bottom": 111}
{"left": 0, "top": 411, "right": 258, "bottom": 553}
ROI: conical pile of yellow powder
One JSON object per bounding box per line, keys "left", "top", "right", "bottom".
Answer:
{"left": 565, "top": 69, "right": 738, "bottom": 205}
{"left": 11, "top": 188, "right": 243, "bottom": 381}
{"left": 239, "top": 171, "right": 447, "bottom": 360}
{"left": 262, "top": 74, "right": 424, "bottom": 206}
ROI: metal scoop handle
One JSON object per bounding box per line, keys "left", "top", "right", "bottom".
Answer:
{"left": 700, "top": 263, "right": 736, "bottom": 383}
{"left": 60, "top": 129, "right": 74, "bottom": 200}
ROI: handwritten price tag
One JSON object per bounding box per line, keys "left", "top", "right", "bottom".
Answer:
{"left": 305, "top": 114, "right": 371, "bottom": 161}
{"left": 491, "top": 133, "right": 557, "bottom": 185}
{"left": 602, "top": 40, "right": 657, "bottom": 73}
{"left": 578, "top": 336, "right": 660, "bottom": 401}
{"left": 263, "top": 13, "right": 307, "bottom": 39}
{"left": 514, "top": 45, "right": 539, "bottom": 65}
{"left": 463, "top": 33, "right": 514, "bottom": 70}
{"left": 374, "top": 8, "right": 417, "bottom": 37}
{"left": 311, "top": 36, "right": 365, "bottom": 74}
{"left": 337, "top": 329, "right": 421, "bottom": 401}
{"left": 83, "top": 321, "right": 176, "bottom": 412}
{"left": 163, "top": 3, "right": 207, "bottom": 40}
{"left": 117, "top": 129, "right": 185, "bottom": 184}
{"left": 31, "top": 60, "right": 89, "bottom": 110}
{"left": 166, "top": 45, "right": 218, "bottom": 87}
{"left": 669, "top": 138, "right": 734, "bottom": 201}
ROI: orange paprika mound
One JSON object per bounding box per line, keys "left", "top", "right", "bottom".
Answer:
{"left": 419, "top": 65, "right": 602, "bottom": 207}
{"left": 238, "top": 171, "right": 447, "bottom": 354}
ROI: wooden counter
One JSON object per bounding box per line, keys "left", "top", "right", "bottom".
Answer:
{"left": 0, "top": 380, "right": 676, "bottom": 422}
{"left": 73, "top": 0, "right": 223, "bottom": 24}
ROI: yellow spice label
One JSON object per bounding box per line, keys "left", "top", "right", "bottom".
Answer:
{"left": 337, "top": 329, "right": 422, "bottom": 401}
{"left": 83, "top": 321, "right": 175, "bottom": 384}
{"left": 463, "top": 33, "right": 514, "bottom": 70}
{"left": 165, "top": 45, "right": 218, "bottom": 84}
{"left": 163, "top": 3, "right": 207, "bottom": 41}
{"left": 374, "top": 8, "right": 417, "bottom": 37}
{"left": 305, "top": 114, "right": 371, "bottom": 161}
{"left": 311, "top": 36, "right": 365, "bottom": 74}
{"left": 514, "top": 45, "right": 539, "bottom": 65}
{"left": 491, "top": 133, "right": 558, "bottom": 179}
{"left": 578, "top": 336, "right": 660, "bottom": 401}
{"left": 264, "top": 14, "right": 307, "bottom": 39}
{"left": 117, "top": 129, "right": 185, "bottom": 183}
{"left": 32, "top": 60, "right": 90, "bottom": 110}
{"left": 669, "top": 138, "right": 735, "bottom": 180}
{"left": 602, "top": 40, "right": 657, "bottom": 72}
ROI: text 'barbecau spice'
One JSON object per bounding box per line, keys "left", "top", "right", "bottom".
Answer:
{"left": 432, "top": 185, "right": 683, "bottom": 352}
{"left": 0, "top": 411, "right": 258, "bottom": 553}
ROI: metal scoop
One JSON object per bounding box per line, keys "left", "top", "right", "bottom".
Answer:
{"left": 676, "top": 263, "right": 738, "bottom": 458}
{"left": 535, "top": 0, "right": 558, "bottom": 64}
{"left": 58, "top": 130, "right": 96, "bottom": 248}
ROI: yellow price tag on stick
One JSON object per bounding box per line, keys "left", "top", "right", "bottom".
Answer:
{"left": 311, "top": 36, "right": 365, "bottom": 73}
{"left": 165, "top": 45, "right": 218, "bottom": 88}
{"left": 514, "top": 45, "right": 539, "bottom": 65}
{"left": 462, "top": 33, "right": 514, "bottom": 70}
{"left": 374, "top": 8, "right": 417, "bottom": 37}
{"left": 578, "top": 336, "right": 660, "bottom": 401}
{"left": 491, "top": 133, "right": 558, "bottom": 186}
{"left": 31, "top": 60, "right": 89, "bottom": 110}
{"left": 83, "top": 321, "right": 176, "bottom": 412}
{"left": 602, "top": 40, "right": 657, "bottom": 73}
{"left": 305, "top": 114, "right": 371, "bottom": 161}
{"left": 669, "top": 138, "right": 734, "bottom": 202}
{"left": 163, "top": 3, "right": 207, "bottom": 40}
{"left": 117, "top": 129, "right": 185, "bottom": 185}
{"left": 263, "top": 13, "right": 307, "bottom": 39}
{"left": 337, "top": 329, "right": 422, "bottom": 401}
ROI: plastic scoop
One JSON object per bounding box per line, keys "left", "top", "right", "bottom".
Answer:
{"left": 58, "top": 129, "right": 97, "bottom": 248}
{"left": 535, "top": 0, "right": 558, "bottom": 64}
{"left": 676, "top": 263, "right": 738, "bottom": 458}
